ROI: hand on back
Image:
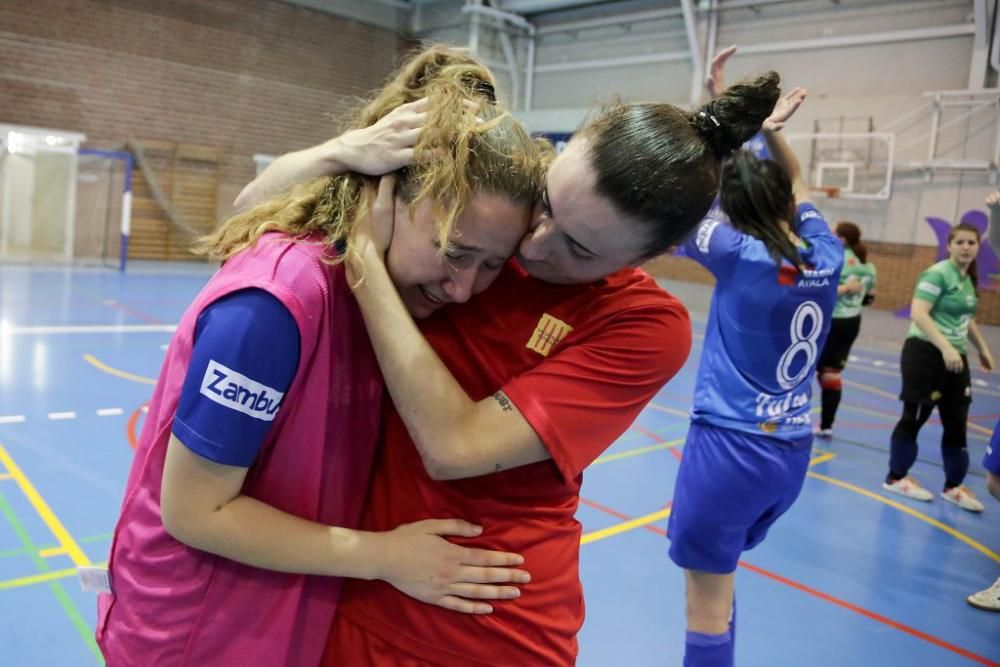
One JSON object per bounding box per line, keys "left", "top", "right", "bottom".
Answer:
{"left": 376, "top": 519, "right": 531, "bottom": 614}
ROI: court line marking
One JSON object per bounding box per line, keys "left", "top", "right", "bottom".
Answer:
{"left": 0, "top": 408, "right": 128, "bottom": 426}
{"left": 842, "top": 378, "right": 994, "bottom": 437}
{"left": 591, "top": 438, "right": 685, "bottom": 465}
{"left": 39, "top": 546, "right": 67, "bottom": 558}
{"left": 83, "top": 353, "right": 157, "bottom": 385}
{"left": 0, "top": 443, "right": 90, "bottom": 567}
{"left": 581, "top": 506, "right": 672, "bottom": 545}
{"left": 580, "top": 494, "right": 998, "bottom": 666}
{"left": 845, "top": 361, "right": 1000, "bottom": 398}
{"left": 626, "top": 427, "right": 996, "bottom": 566}
{"left": 1, "top": 324, "right": 176, "bottom": 335}
{"left": 0, "top": 486, "right": 102, "bottom": 661}
{"left": 0, "top": 533, "right": 114, "bottom": 562}
{"left": 102, "top": 299, "right": 164, "bottom": 325}
{"left": 0, "top": 566, "right": 85, "bottom": 590}
{"left": 807, "top": 471, "right": 1000, "bottom": 565}
{"left": 646, "top": 402, "right": 689, "bottom": 419}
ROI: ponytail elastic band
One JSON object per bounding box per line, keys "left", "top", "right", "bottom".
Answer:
{"left": 473, "top": 80, "right": 497, "bottom": 104}
{"left": 699, "top": 110, "right": 721, "bottom": 127}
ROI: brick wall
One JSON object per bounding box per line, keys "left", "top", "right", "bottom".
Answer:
{"left": 1, "top": 0, "right": 413, "bottom": 258}
{"left": 644, "top": 241, "right": 1000, "bottom": 326}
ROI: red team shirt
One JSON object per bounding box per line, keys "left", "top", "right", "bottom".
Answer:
{"left": 324, "top": 260, "right": 691, "bottom": 666}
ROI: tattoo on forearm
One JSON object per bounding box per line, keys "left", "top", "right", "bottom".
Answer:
{"left": 492, "top": 391, "right": 513, "bottom": 412}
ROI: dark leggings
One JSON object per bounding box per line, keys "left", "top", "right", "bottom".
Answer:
{"left": 888, "top": 400, "right": 970, "bottom": 489}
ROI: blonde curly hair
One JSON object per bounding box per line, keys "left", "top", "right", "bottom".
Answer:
{"left": 197, "top": 44, "right": 552, "bottom": 263}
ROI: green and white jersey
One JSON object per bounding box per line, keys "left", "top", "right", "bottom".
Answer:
{"left": 907, "top": 259, "right": 978, "bottom": 353}
{"left": 832, "top": 247, "right": 877, "bottom": 319}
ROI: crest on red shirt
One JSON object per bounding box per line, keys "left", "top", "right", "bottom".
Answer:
{"left": 527, "top": 314, "right": 573, "bottom": 357}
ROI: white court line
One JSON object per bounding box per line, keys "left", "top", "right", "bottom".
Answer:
{"left": 47, "top": 412, "right": 77, "bottom": 421}
{"left": 1, "top": 324, "right": 177, "bottom": 335}
{"left": 96, "top": 408, "right": 124, "bottom": 417}
{"left": 0, "top": 416, "right": 26, "bottom": 424}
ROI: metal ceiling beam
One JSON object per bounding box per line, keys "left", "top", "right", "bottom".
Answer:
{"left": 535, "top": 8, "right": 682, "bottom": 35}
{"left": 679, "top": 0, "right": 703, "bottom": 106}
{"left": 497, "top": 0, "right": 611, "bottom": 14}
{"left": 968, "top": 0, "right": 989, "bottom": 88}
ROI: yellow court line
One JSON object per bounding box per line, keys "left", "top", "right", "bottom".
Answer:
{"left": 581, "top": 507, "right": 671, "bottom": 545}
{"left": 0, "top": 566, "right": 81, "bottom": 590}
{"left": 83, "top": 353, "right": 156, "bottom": 386}
{"left": 647, "top": 402, "right": 689, "bottom": 419}
{"left": 837, "top": 401, "right": 989, "bottom": 443}
{"left": 842, "top": 378, "right": 993, "bottom": 437}
{"left": 849, "top": 363, "right": 1000, "bottom": 398}
{"left": 808, "top": 471, "right": 1000, "bottom": 565}
{"left": 39, "top": 547, "right": 67, "bottom": 558}
{"left": 591, "top": 438, "right": 685, "bottom": 465}
{"left": 0, "top": 562, "right": 107, "bottom": 591}
{"left": 0, "top": 473, "right": 12, "bottom": 481}
{"left": 810, "top": 451, "right": 836, "bottom": 466}
{"left": 0, "top": 444, "right": 90, "bottom": 567}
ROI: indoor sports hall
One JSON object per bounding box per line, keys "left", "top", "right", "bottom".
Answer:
{"left": 1, "top": 1, "right": 998, "bottom": 665}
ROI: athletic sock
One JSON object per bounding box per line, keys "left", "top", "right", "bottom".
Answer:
{"left": 942, "top": 447, "right": 969, "bottom": 490}
{"left": 684, "top": 631, "right": 733, "bottom": 667}
{"left": 820, "top": 388, "right": 841, "bottom": 430}
{"left": 888, "top": 436, "right": 918, "bottom": 481}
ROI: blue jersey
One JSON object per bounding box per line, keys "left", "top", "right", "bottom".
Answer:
{"left": 742, "top": 131, "right": 770, "bottom": 160}
{"left": 172, "top": 288, "right": 301, "bottom": 467}
{"left": 682, "top": 203, "right": 843, "bottom": 440}
{"left": 985, "top": 419, "right": 1000, "bottom": 475}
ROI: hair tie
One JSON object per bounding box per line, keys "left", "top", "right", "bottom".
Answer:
{"left": 699, "top": 109, "right": 721, "bottom": 128}
{"left": 472, "top": 80, "right": 497, "bottom": 104}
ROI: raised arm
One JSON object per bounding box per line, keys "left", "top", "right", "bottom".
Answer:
{"left": 233, "top": 98, "right": 429, "bottom": 211}
{"left": 986, "top": 192, "right": 1000, "bottom": 251}
{"left": 762, "top": 87, "right": 809, "bottom": 203}
{"left": 705, "top": 45, "right": 737, "bottom": 100}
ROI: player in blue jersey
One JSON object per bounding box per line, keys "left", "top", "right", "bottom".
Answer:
{"left": 967, "top": 419, "right": 1000, "bottom": 610}
{"left": 967, "top": 193, "right": 1000, "bottom": 610}
{"left": 669, "top": 97, "right": 842, "bottom": 667}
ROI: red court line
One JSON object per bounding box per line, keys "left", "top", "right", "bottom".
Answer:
{"left": 613, "top": 426, "right": 999, "bottom": 665}
{"left": 633, "top": 425, "right": 684, "bottom": 461}
{"left": 104, "top": 300, "right": 164, "bottom": 325}
{"left": 583, "top": 498, "right": 997, "bottom": 665}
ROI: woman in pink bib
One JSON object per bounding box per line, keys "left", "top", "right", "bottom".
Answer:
{"left": 97, "top": 46, "right": 547, "bottom": 667}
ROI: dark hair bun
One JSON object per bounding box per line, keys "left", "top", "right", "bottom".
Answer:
{"left": 695, "top": 71, "right": 781, "bottom": 159}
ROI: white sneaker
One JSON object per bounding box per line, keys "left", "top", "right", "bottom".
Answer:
{"left": 882, "top": 477, "right": 933, "bottom": 502}
{"left": 813, "top": 427, "right": 833, "bottom": 439}
{"left": 967, "top": 578, "right": 1000, "bottom": 611}
{"left": 941, "top": 486, "right": 985, "bottom": 512}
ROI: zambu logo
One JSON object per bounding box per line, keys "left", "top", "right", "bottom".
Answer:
{"left": 199, "top": 359, "right": 284, "bottom": 421}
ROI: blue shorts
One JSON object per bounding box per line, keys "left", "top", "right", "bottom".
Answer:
{"left": 668, "top": 421, "right": 812, "bottom": 574}
{"left": 985, "top": 420, "right": 1000, "bottom": 476}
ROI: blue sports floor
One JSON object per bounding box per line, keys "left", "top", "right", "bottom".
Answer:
{"left": 0, "top": 263, "right": 997, "bottom": 666}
